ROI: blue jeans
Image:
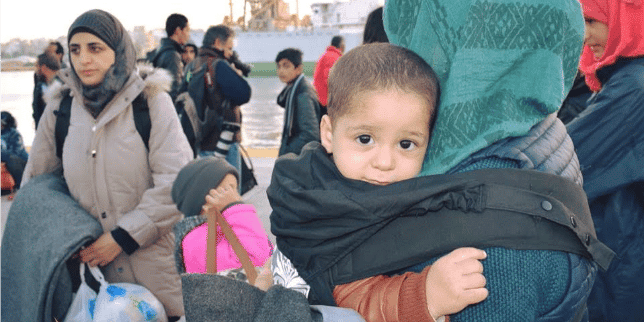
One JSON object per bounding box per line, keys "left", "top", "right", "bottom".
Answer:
{"left": 199, "top": 143, "right": 242, "bottom": 193}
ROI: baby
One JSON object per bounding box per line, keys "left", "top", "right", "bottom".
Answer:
{"left": 269, "top": 43, "right": 486, "bottom": 321}
{"left": 172, "top": 156, "right": 273, "bottom": 276}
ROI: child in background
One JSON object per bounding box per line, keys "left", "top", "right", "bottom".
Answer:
{"left": 172, "top": 156, "right": 273, "bottom": 276}
{"left": 275, "top": 48, "right": 322, "bottom": 156}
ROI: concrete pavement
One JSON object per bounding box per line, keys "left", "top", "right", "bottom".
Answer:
{"left": 1, "top": 154, "right": 278, "bottom": 245}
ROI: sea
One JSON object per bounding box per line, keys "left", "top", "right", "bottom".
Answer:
{"left": 1, "top": 70, "right": 285, "bottom": 149}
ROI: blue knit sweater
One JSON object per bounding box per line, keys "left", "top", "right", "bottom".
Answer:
{"left": 406, "top": 114, "right": 580, "bottom": 321}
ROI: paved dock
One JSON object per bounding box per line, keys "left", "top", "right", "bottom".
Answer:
{"left": 1, "top": 152, "right": 278, "bottom": 245}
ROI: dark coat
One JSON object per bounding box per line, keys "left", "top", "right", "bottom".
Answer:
{"left": 567, "top": 57, "right": 644, "bottom": 322}
{"left": 1, "top": 173, "right": 103, "bottom": 322}
{"left": 277, "top": 74, "right": 321, "bottom": 156}
{"left": 153, "top": 38, "right": 184, "bottom": 101}
{"left": 32, "top": 74, "right": 46, "bottom": 128}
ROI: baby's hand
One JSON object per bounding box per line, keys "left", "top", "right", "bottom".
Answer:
{"left": 253, "top": 259, "right": 273, "bottom": 291}
{"left": 205, "top": 184, "right": 242, "bottom": 213}
{"left": 425, "top": 247, "right": 488, "bottom": 319}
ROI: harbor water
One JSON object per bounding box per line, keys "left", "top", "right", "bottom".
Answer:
{"left": 1, "top": 70, "right": 286, "bottom": 149}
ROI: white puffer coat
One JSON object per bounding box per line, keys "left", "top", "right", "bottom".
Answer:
{"left": 23, "top": 65, "right": 192, "bottom": 316}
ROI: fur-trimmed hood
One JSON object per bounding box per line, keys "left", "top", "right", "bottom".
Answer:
{"left": 45, "top": 64, "right": 172, "bottom": 105}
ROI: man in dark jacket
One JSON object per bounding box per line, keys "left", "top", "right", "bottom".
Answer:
{"left": 275, "top": 48, "right": 321, "bottom": 156}
{"left": 182, "top": 25, "right": 251, "bottom": 186}
{"left": 153, "top": 13, "right": 190, "bottom": 101}
{"left": 32, "top": 53, "right": 61, "bottom": 129}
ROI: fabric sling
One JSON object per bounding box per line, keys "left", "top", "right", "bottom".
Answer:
{"left": 268, "top": 143, "right": 615, "bottom": 305}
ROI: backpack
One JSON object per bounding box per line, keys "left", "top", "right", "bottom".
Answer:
{"left": 150, "top": 46, "right": 175, "bottom": 67}
{"left": 175, "top": 57, "right": 240, "bottom": 157}
{"left": 54, "top": 91, "right": 151, "bottom": 160}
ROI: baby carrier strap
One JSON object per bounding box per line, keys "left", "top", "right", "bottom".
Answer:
{"left": 307, "top": 169, "right": 615, "bottom": 306}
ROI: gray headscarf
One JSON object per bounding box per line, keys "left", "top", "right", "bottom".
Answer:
{"left": 67, "top": 9, "right": 136, "bottom": 117}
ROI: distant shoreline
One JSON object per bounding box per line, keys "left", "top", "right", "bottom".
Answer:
{"left": 1, "top": 66, "right": 36, "bottom": 72}
{"left": 1, "top": 62, "right": 316, "bottom": 77}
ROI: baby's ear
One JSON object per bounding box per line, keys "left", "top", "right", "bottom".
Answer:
{"left": 320, "top": 115, "right": 334, "bottom": 154}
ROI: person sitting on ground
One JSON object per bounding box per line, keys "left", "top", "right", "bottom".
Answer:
{"left": 1, "top": 111, "right": 29, "bottom": 188}
{"left": 171, "top": 156, "right": 273, "bottom": 276}
{"left": 275, "top": 48, "right": 322, "bottom": 156}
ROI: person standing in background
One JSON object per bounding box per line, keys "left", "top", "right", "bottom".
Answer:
{"left": 152, "top": 13, "right": 190, "bottom": 102}
{"left": 362, "top": 7, "right": 389, "bottom": 44}
{"left": 183, "top": 25, "right": 251, "bottom": 183}
{"left": 182, "top": 41, "right": 198, "bottom": 69}
{"left": 46, "top": 41, "right": 66, "bottom": 67}
{"left": 275, "top": 48, "right": 321, "bottom": 156}
{"left": 32, "top": 53, "right": 61, "bottom": 129}
{"left": 566, "top": 0, "right": 644, "bottom": 320}
{"left": 313, "top": 36, "right": 344, "bottom": 115}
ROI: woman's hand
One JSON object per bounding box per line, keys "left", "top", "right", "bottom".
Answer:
{"left": 425, "top": 247, "right": 488, "bottom": 319}
{"left": 79, "top": 232, "right": 123, "bottom": 267}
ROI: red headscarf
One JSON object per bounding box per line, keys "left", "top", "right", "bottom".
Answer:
{"left": 579, "top": 0, "right": 644, "bottom": 91}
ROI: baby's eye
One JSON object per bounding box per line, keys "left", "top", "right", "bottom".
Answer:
{"left": 399, "top": 140, "right": 417, "bottom": 150}
{"left": 356, "top": 135, "right": 373, "bottom": 145}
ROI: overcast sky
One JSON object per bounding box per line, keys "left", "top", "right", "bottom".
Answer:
{"left": 0, "top": 0, "right": 315, "bottom": 43}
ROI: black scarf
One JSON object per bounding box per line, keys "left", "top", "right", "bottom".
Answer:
{"left": 276, "top": 74, "right": 304, "bottom": 138}
{"left": 269, "top": 142, "right": 487, "bottom": 280}
{"left": 268, "top": 142, "right": 613, "bottom": 305}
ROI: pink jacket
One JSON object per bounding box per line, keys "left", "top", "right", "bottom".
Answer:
{"left": 182, "top": 204, "right": 273, "bottom": 273}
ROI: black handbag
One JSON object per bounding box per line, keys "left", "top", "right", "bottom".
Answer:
{"left": 239, "top": 145, "right": 258, "bottom": 195}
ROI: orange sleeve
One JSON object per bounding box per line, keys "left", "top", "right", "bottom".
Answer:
{"left": 333, "top": 265, "right": 448, "bottom": 322}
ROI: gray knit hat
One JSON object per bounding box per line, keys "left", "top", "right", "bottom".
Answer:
{"left": 67, "top": 9, "right": 136, "bottom": 116}
{"left": 172, "top": 157, "right": 239, "bottom": 217}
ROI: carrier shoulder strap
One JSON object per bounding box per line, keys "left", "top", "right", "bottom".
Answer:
{"left": 54, "top": 93, "right": 151, "bottom": 160}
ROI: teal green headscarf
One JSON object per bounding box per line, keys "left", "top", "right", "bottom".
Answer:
{"left": 384, "top": 0, "right": 585, "bottom": 175}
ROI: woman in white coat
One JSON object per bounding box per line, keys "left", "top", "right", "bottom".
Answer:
{"left": 22, "top": 9, "right": 193, "bottom": 319}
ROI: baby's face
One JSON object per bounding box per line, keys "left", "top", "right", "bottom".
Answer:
{"left": 320, "top": 89, "right": 431, "bottom": 185}
{"left": 218, "top": 173, "right": 238, "bottom": 190}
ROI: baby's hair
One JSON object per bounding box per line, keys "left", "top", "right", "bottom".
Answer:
{"left": 327, "top": 43, "right": 440, "bottom": 131}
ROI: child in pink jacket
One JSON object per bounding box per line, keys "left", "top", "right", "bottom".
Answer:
{"left": 172, "top": 156, "right": 273, "bottom": 274}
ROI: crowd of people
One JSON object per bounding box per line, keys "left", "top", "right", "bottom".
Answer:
{"left": 1, "top": 1, "right": 643, "bottom": 321}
